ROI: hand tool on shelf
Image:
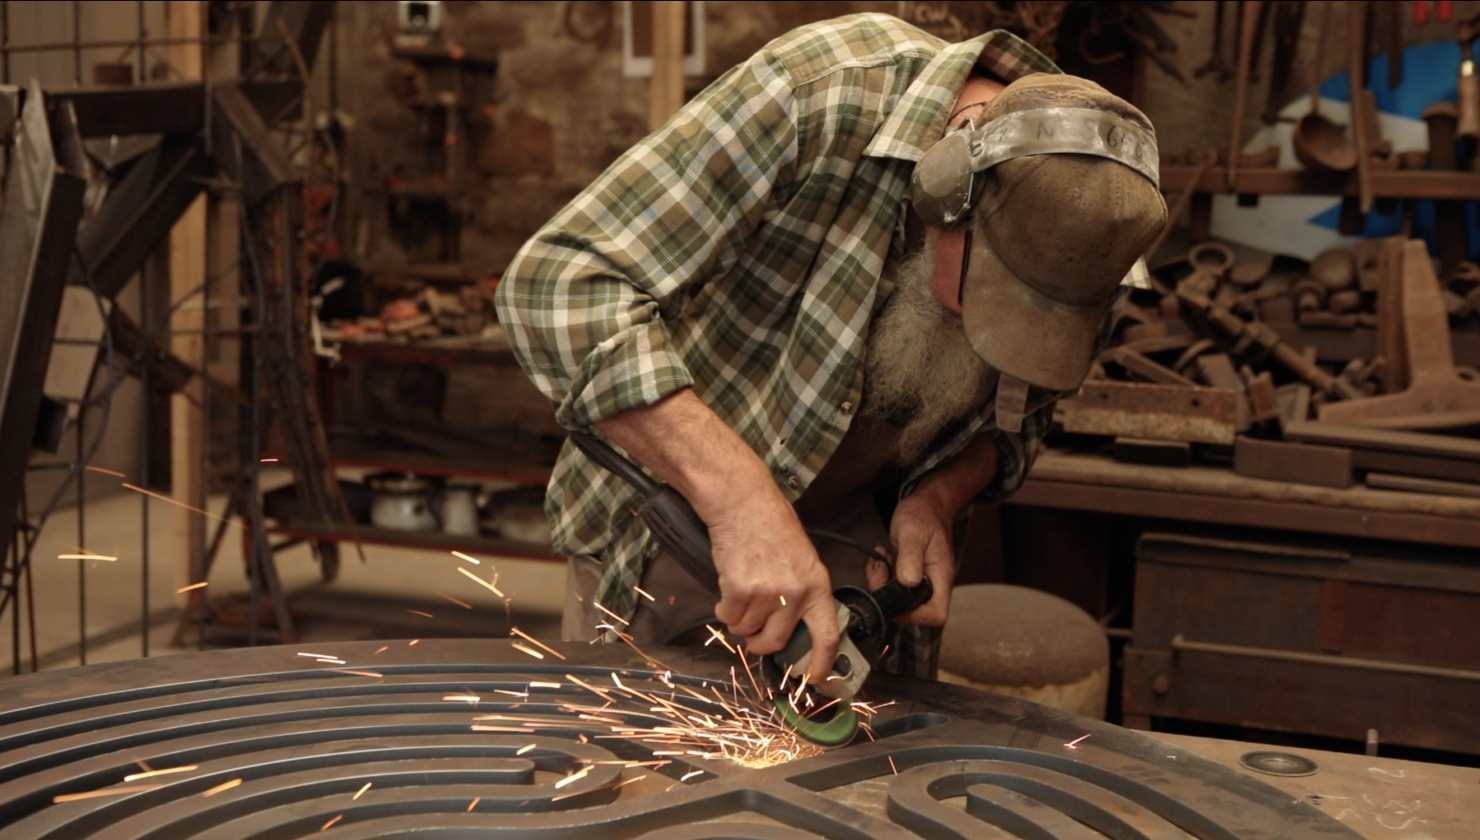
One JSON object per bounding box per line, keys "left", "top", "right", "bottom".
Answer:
{"left": 1457, "top": 12, "right": 1480, "bottom": 160}
{"left": 1349, "top": 0, "right": 1375, "bottom": 213}
{"left": 568, "top": 430, "right": 933, "bottom": 746}
{"left": 1227, "top": 0, "right": 1265, "bottom": 190}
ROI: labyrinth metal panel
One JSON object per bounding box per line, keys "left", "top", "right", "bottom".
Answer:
{"left": 0, "top": 640, "right": 1368, "bottom": 839}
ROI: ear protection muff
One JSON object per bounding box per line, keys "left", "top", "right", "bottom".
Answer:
{"left": 909, "top": 106, "right": 1161, "bottom": 231}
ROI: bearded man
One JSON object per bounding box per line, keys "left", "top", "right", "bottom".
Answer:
{"left": 495, "top": 13, "right": 1166, "bottom": 681}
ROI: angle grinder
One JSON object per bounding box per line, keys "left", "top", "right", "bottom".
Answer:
{"left": 570, "top": 431, "right": 932, "bottom": 745}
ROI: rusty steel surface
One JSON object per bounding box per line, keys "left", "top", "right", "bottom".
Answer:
{"left": 0, "top": 639, "right": 1370, "bottom": 840}
{"left": 1060, "top": 381, "right": 1244, "bottom": 445}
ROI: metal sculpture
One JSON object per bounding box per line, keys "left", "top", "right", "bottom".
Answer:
{"left": 0, "top": 639, "right": 1364, "bottom": 839}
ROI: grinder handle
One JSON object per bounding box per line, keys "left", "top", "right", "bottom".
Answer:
{"left": 869, "top": 575, "right": 934, "bottom": 620}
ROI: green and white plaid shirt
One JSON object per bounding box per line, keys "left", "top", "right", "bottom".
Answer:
{"left": 497, "top": 14, "right": 1063, "bottom": 641}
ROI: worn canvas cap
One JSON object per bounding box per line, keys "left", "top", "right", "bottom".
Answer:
{"left": 960, "top": 74, "right": 1166, "bottom": 392}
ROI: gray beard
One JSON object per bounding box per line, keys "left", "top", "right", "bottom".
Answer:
{"left": 862, "top": 242, "right": 997, "bottom": 466}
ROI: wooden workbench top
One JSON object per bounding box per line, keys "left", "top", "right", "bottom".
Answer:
{"left": 1153, "top": 733, "right": 1480, "bottom": 840}
{"left": 1027, "top": 449, "right": 1480, "bottom": 519}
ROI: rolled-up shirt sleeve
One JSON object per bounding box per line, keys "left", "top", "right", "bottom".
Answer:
{"left": 495, "top": 54, "right": 799, "bottom": 430}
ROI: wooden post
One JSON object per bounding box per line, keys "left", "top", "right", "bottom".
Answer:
{"left": 647, "top": 0, "right": 686, "bottom": 132}
{"left": 168, "top": 0, "right": 206, "bottom": 607}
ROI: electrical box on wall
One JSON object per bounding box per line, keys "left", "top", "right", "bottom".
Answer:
{"left": 396, "top": 0, "right": 443, "bottom": 49}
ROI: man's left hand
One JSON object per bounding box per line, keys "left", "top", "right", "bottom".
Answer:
{"left": 887, "top": 493, "right": 956, "bottom": 625}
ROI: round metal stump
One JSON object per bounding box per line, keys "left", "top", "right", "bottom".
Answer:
{"left": 0, "top": 640, "right": 1364, "bottom": 839}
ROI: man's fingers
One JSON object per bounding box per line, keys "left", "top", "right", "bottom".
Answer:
{"left": 797, "top": 597, "right": 841, "bottom": 684}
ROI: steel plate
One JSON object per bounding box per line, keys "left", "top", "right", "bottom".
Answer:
{"left": 0, "top": 640, "right": 1367, "bottom": 839}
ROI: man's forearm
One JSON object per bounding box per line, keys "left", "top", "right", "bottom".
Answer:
{"left": 593, "top": 388, "right": 780, "bottom": 524}
{"left": 909, "top": 432, "right": 1001, "bottom": 519}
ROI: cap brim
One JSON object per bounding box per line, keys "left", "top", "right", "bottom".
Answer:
{"left": 961, "top": 235, "right": 1111, "bottom": 392}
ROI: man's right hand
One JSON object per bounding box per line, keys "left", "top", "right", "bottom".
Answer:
{"left": 595, "top": 389, "right": 840, "bottom": 681}
{"left": 706, "top": 484, "right": 839, "bottom": 675}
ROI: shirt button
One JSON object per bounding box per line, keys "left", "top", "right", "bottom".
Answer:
{"left": 787, "top": 475, "right": 802, "bottom": 489}
{"left": 840, "top": 401, "right": 854, "bottom": 415}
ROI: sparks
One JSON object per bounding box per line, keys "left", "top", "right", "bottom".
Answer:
{"left": 633, "top": 585, "right": 656, "bottom": 601}
{"left": 352, "top": 782, "right": 372, "bottom": 800}
{"left": 451, "top": 550, "right": 481, "bottom": 565}
{"left": 122, "top": 483, "right": 240, "bottom": 529}
{"left": 176, "top": 581, "right": 208, "bottom": 593}
{"left": 1065, "top": 733, "right": 1091, "bottom": 749}
{"left": 444, "top": 694, "right": 482, "bottom": 704}
{"left": 467, "top": 797, "right": 481, "bottom": 811}
{"left": 510, "top": 627, "right": 567, "bottom": 660}
{"left": 260, "top": 458, "right": 279, "bottom": 463}
{"left": 296, "top": 652, "right": 338, "bottom": 659}
{"left": 58, "top": 553, "right": 116, "bottom": 561}
{"left": 456, "top": 565, "right": 503, "bottom": 595}
{"left": 374, "top": 646, "right": 389, "bottom": 654}
{"left": 333, "top": 669, "right": 383, "bottom": 678}
{"left": 438, "top": 592, "right": 473, "bottom": 609}
{"left": 409, "top": 639, "right": 420, "bottom": 646}
{"left": 123, "top": 765, "right": 198, "bottom": 782}
{"left": 529, "top": 681, "right": 561, "bottom": 689}
{"left": 594, "top": 602, "right": 630, "bottom": 626}
{"left": 510, "top": 642, "right": 545, "bottom": 660}
{"left": 84, "top": 465, "right": 126, "bottom": 477}
{"left": 779, "top": 595, "right": 786, "bottom": 606}
{"left": 516, "top": 744, "right": 537, "bottom": 755}
{"left": 321, "top": 814, "right": 343, "bottom": 830}
{"left": 553, "top": 765, "right": 593, "bottom": 789}
{"left": 888, "top": 755, "right": 899, "bottom": 774}
{"left": 680, "top": 769, "right": 703, "bottom": 781}
{"left": 406, "top": 609, "right": 433, "bottom": 618}
{"left": 315, "top": 658, "right": 347, "bottom": 665}
{"left": 53, "top": 784, "right": 160, "bottom": 803}
{"left": 202, "top": 779, "right": 243, "bottom": 797}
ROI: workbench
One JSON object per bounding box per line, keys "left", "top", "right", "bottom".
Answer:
{"left": 1154, "top": 733, "right": 1480, "bottom": 840}
{"left": 1005, "top": 447, "right": 1480, "bottom": 759}
{"left": 1012, "top": 448, "right": 1480, "bottom": 549}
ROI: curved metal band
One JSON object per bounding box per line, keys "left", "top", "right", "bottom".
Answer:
{"left": 965, "top": 106, "right": 1160, "bottom": 187}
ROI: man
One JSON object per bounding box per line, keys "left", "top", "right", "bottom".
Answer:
{"left": 495, "top": 14, "right": 1165, "bottom": 681}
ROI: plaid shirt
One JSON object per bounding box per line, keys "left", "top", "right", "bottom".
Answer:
{"left": 496, "top": 15, "right": 1062, "bottom": 643}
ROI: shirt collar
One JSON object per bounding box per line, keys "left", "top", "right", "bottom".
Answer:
{"left": 864, "top": 29, "right": 1060, "bottom": 162}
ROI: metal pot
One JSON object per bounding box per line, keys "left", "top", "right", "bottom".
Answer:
{"left": 367, "top": 472, "right": 437, "bottom": 531}
{"left": 440, "top": 484, "right": 481, "bottom": 536}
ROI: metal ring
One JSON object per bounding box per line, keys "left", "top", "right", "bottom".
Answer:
{"left": 1187, "top": 242, "right": 1236, "bottom": 276}
{"left": 1238, "top": 750, "right": 1321, "bottom": 777}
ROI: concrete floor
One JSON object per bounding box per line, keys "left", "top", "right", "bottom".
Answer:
{"left": 0, "top": 470, "right": 566, "bottom": 676}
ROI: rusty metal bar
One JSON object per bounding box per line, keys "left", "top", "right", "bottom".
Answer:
{"left": 1171, "top": 633, "right": 1480, "bottom": 682}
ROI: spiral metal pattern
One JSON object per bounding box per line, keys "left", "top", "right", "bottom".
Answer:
{"left": 0, "top": 640, "right": 1363, "bottom": 839}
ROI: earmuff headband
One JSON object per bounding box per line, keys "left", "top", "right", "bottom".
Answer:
{"left": 910, "top": 106, "right": 1160, "bottom": 229}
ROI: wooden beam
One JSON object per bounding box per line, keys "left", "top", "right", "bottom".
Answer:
{"left": 647, "top": 0, "right": 686, "bottom": 132}
{"left": 168, "top": 0, "right": 206, "bottom": 607}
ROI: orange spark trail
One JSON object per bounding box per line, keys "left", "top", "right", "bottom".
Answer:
{"left": 456, "top": 565, "right": 503, "bottom": 595}
{"left": 122, "top": 483, "right": 240, "bottom": 529}
{"left": 53, "top": 785, "right": 161, "bottom": 803}
{"left": 176, "top": 582, "right": 208, "bottom": 593}
{"left": 123, "top": 765, "right": 197, "bottom": 782}
{"left": 510, "top": 627, "right": 566, "bottom": 660}
{"left": 85, "top": 465, "right": 126, "bottom": 478}
{"left": 202, "top": 779, "right": 243, "bottom": 797}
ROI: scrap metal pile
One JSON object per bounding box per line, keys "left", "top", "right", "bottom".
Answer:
{"left": 1058, "top": 237, "right": 1480, "bottom": 490}
{"left": 0, "top": 639, "right": 1367, "bottom": 839}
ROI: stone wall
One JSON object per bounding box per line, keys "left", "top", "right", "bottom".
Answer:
{"left": 334, "top": 0, "right": 1480, "bottom": 276}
